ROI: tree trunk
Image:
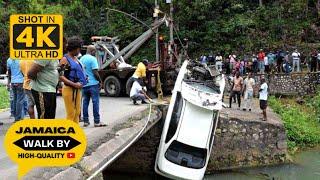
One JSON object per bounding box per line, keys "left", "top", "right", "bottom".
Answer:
{"left": 259, "top": 0, "right": 263, "bottom": 7}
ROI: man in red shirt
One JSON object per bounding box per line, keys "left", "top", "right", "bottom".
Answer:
{"left": 258, "top": 49, "right": 265, "bottom": 73}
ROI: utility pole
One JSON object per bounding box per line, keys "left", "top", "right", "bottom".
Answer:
{"left": 154, "top": 0, "right": 159, "bottom": 62}
{"left": 169, "top": 0, "right": 174, "bottom": 63}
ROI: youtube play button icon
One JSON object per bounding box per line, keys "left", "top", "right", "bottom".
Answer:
{"left": 67, "top": 152, "right": 75, "bottom": 159}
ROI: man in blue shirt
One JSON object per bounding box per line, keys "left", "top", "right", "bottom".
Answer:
{"left": 80, "top": 45, "right": 106, "bottom": 127}
{"left": 7, "top": 58, "right": 25, "bottom": 121}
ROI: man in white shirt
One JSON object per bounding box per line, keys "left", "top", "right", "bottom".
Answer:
{"left": 243, "top": 72, "right": 255, "bottom": 111}
{"left": 130, "top": 78, "right": 151, "bottom": 105}
{"left": 259, "top": 78, "right": 268, "bottom": 121}
{"left": 292, "top": 49, "right": 301, "bottom": 72}
{"left": 215, "top": 54, "right": 223, "bottom": 72}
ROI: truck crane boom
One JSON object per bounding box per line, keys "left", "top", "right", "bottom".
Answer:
{"left": 89, "top": 13, "right": 180, "bottom": 97}
{"left": 99, "top": 17, "right": 167, "bottom": 70}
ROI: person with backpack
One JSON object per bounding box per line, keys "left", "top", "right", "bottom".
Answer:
{"left": 59, "top": 36, "right": 87, "bottom": 123}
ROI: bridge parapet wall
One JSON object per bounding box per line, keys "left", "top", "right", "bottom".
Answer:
{"left": 226, "top": 72, "right": 320, "bottom": 96}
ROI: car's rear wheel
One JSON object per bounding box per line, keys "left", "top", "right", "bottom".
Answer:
{"left": 104, "top": 76, "right": 121, "bottom": 97}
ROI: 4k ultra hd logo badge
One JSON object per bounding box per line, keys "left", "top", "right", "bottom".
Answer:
{"left": 4, "top": 119, "right": 86, "bottom": 179}
{"left": 10, "top": 14, "right": 63, "bottom": 60}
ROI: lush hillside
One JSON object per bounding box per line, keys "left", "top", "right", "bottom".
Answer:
{"left": 1, "top": 0, "right": 320, "bottom": 71}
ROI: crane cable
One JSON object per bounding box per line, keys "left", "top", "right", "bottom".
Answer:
{"left": 172, "top": 25, "right": 190, "bottom": 59}
{"left": 106, "top": 7, "right": 187, "bottom": 56}
{"left": 105, "top": 8, "right": 158, "bottom": 33}
{"left": 173, "top": 25, "right": 185, "bottom": 49}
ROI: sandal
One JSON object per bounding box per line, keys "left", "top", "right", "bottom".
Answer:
{"left": 94, "top": 122, "right": 107, "bottom": 127}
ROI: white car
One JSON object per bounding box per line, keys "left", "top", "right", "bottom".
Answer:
{"left": 0, "top": 74, "right": 8, "bottom": 86}
{"left": 155, "top": 60, "right": 225, "bottom": 180}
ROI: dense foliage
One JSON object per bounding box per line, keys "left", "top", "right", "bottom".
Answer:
{"left": 306, "top": 89, "right": 320, "bottom": 122}
{"left": 2, "top": 0, "right": 320, "bottom": 71}
{"left": 269, "top": 95, "right": 320, "bottom": 152}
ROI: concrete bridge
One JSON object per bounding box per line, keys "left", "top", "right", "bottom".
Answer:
{"left": 1, "top": 72, "right": 319, "bottom": 180}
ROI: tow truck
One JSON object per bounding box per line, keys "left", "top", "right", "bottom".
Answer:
{"left": 89, "top": 15, "right": 185, "bottom": 97}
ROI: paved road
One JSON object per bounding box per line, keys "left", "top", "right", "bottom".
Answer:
{"left": 0, "top": 96, "right": 148, "bottom": 179}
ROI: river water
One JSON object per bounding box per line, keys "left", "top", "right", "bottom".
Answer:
{"left": 207, "top": 148, "right": 320, "bottom": 180}
{"left": 108, "top": 148, "right": 320, "bottom": 180}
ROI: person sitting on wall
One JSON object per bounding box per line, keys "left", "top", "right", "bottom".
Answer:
{"left": 130, "top": 78, "right": 152, "bottom": 105}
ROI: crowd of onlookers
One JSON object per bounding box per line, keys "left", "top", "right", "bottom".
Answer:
{"left": 199, "top": 48, "right": 320, "bottom": 75}
{"left": 199, "top": 49, "right": 303, "bottom": 121}
{"left": 2, "top": 36, "right": 107, "bottom": 127}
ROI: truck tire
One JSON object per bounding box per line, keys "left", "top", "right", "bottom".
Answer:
{"left": 104, "top": 76, "right": 121, "bottom": 97}
{"left": 125, "top": 77, "right": 135, "bottom": 96}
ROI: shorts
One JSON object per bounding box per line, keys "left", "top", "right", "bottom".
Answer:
{"left": 24, "top": 89, "right": 35, "bottom": 106}
{"left": 260, "top": 100, "right": 268, "bottom": 110}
